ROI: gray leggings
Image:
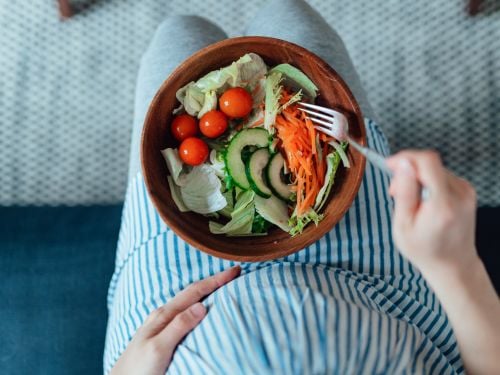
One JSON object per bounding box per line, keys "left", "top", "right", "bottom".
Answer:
{"left": 128, "top": 0, "right": 374, "bottom": 180}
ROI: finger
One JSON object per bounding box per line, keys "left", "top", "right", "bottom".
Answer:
{"left": 140, "top": 265, "right": 240, "bottom": 337}
{"left": 169, "top": 265, "right": 240, "bottom": 313}
{"left": 153, "top": 302, "right": 207, "bottom": 363}
{"left": 387, "top": 150, "right": 448, "bottom": 199}
{"left": 446, "top": 171, "right": 476, "bottom": 206}
{"left": 389, "top": 158, "right": 420, "bottom": 227}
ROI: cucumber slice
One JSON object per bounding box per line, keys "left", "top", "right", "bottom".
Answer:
{"left": 225, "top": 128, "right": 270, "bottom": 190}
{"left": 245, "top": 148, "right": 272, "bottom": 198}
{"left": 266, "top": 152, "right": 293, "bottom": 201}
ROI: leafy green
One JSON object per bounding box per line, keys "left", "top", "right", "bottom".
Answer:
{"left": 254, "top": 194, "right": 291, "bottom": 232}
{"left": 252, "top": 213, "right": 271, "bottom": 234}
{"left": 208, "top": 149, "right": 225, "bottom": 178}
{"left": 176, "top": 53, "right": 267, "bottom": 117}
{"left": 174, "top": 82, "right": 205, "bottom": 116}
{"left": 329, "top": 140, "right": 350, "bottom": 168}
{"left": 177, "top": 165, "right": 227, "bottom": 214}
{"left": 167, "top": 176, "right": 189, "bottom": 212}
{"left": 264, "top": 71, "right": 282, "bottom": 133}
{"left": 209, "top": 190, "right": 256, "bottom": 236}
{"left": 238, "top": 53, "right": 268, "bottom": 84}
{"left": 198, "top": 90, "right": 217, "bottom": 118}
{"left": 161, "top": 148, "right": 227, "bottom": 214}
{"left": 218, "top": 188, "right": 234, "bottom": 219}
{"left": 280, "top": 89, "right": 302, "bottom": 110}
{"left": 205, "top": 136, "right": 229, "bottom": 152}
{"left": 314, "top": 153, "right": 341, "bottom": 211}
{"left": 269, "top": 63, "right": 318, "bottom": 99}
{"left": 161, "top": 148, "right": 184, "bottom": 184}
{"left": 234, "top": 186, "right": 246, "bottom": 200}
{"left": 314, "top": 142, "right": 348, "bottom": 211}
{"left": 248, "top": 77, "right": 266, "bottom": 109}
{"left": 288, "top": 208, "right": 324, "bottom": 236}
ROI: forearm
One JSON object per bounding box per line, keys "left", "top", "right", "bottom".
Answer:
{"left": 422, "top": 255, "right": 500, "bottom": 375}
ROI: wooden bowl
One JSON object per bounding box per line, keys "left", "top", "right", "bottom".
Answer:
{"left": 141, "top": 36, "right": 366, "bottom": 262}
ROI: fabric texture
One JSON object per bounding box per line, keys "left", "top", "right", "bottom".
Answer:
{"left": 104, "top": 3, "right": 463, "bottom": 372}
{"left": 0, "top": 0, "right": 499, "bottom": 205}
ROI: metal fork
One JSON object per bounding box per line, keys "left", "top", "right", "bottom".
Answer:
{"left": 298, "top": 102, "right": 430, "bottom": 200}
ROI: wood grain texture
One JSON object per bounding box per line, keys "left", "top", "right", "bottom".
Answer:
{"left": 141, "top": 37, "right": 366, "bottom": 261}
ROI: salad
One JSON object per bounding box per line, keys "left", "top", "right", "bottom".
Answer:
{"left": 161, "top": 53, "right": 349, "bottom": 237}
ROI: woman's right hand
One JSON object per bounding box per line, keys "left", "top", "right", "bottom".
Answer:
{"left": 386, "top": 150, "right": 478, "bottom": 276}
{"left": 387, "top": 150, "right": 500, "bottom": 375}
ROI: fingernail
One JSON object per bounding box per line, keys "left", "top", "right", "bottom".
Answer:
{"left": 398, "top": 158, "right": 415, "bottom": 177}
{"left": 190, "top": 303, "right": 206, "bottom": 318}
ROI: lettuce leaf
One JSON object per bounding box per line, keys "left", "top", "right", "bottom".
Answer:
{"left": 280, "top": 89, "right": 302, "bottom": 110}
{"left": 314, "top": 142, "right": 348, "bottom": 212}
{"left": 198, "top": 90, "right": 217, "bottom": 118}
{"left": 252, "top": 213, "right": 271, "bottom": 234}
{"left": 209, "top": 190, "right": 255, "bottom": 235}
{"left": 264, "top": 71, "right": 282, "bottom": 133}
{"left": 238, "top": 53, "right": 267, "bottom": 84}
{"left": 167, "top": 176, "right": 189, "bottom": 212}
{"left": 269, "top": 63, "right": 318, "bottom": 99}
{"left": 254, "top": 194, "right": 290, "bottom": 232}
{"left": 218, "top": 188, "right": 234, "bottom": 219}
{"left": 161, "top": 148, "right": 184, "bottom": 184}
{"left": 329, "top": 140, "right": 350, "bottom": 168}
{"left": 208, "top": 149, "right": 225, "bottom": 178}
{"left": 175, "top": 82, "right": 205, "bottom": 116}
{"left": 177, "top": 165, "right": 227, "bottom": 214}
{"left": 249, "top": 76, "right": 267, "bottom": 109}
{"left": 314, "top": 142, "right": 348, "bottom": 211}
{"left": 288, "top": 208, "right": 324, "bottom": 236}
{"left": 314, "top": 152, "right": 341, "bottom": 211}
{"left": 176, "top": 53, "right": 267, "bottom": 117}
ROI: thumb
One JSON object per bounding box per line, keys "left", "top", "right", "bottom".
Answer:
{"left": 389, "top": 158, "right": 420, "bottom": 228}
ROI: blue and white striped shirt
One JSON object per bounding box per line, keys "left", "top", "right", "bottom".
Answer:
{"left": 104, "top": 119, "right": 463, "bottom": 374}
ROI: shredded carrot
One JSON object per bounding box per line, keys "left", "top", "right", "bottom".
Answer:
{"left": 274, "top": 101, "right": 329, "bottom": 217}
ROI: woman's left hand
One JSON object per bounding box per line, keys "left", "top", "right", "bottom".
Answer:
{"left": 110, "top": 265, "right": 241, "bottom": 375}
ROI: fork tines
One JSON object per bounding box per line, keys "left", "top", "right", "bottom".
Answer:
{"left": 298, "top": 102, "right": 346, "bottom": 138}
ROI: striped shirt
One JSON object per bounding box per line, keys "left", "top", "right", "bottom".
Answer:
{"left": 103, "top": 119, "right": 463, "bottom": 374}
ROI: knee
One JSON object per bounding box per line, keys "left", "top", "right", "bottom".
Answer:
{"left": 156, "top": 15, "right": 203, "bottom": 33}
{"left": 153, "top": 15, "right": 224, "bottom": 43}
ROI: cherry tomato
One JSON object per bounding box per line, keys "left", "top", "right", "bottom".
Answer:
{"left": 219, "top": 87, "right": 253, "bottom": 118}
{"left": 179, "top": 137, "right": 209, "bottom": 166}
{"left": 199, "top": 110, "right": 228, "bottom": 138}
{"left": 171, "top": 114, "right": 198, "bottom": 142}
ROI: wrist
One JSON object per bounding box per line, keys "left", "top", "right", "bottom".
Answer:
{"left": 417, "top": 249, "right": 482, "bottom": 289}
{"left": 420, "top": 252, "right": 485, "bottom": 300}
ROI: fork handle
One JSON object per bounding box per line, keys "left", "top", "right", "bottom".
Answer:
{"left": 347, "top": 136, "right": 393, "bottom": 176}
{"left": 347, "top": 136, "right": 430, "bottom": 201}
